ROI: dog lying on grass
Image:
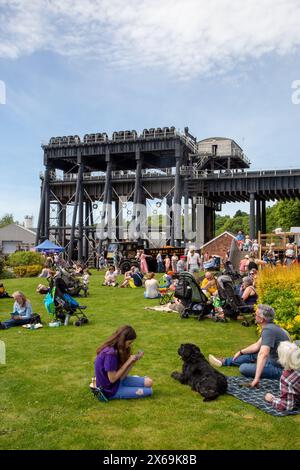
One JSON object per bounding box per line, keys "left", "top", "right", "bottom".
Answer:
{"left": 171, "top": 343, "right": 227, "bottom": 401}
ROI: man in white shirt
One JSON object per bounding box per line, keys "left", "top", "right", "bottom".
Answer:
{"left": 187, "top": 248, "right": 201, "bottom": 280}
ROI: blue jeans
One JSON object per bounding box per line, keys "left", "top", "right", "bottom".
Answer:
{"left": 2, "top": 317, "right": 30, "bottom": 329}
{"left": 110, "top": 376, "right": 152, "bottom": 400}
{"left": 157, "top": 262, "right": 164, "bottom": 273}
{"left": 223, "top": 353, "right": 282, "bottom": 380}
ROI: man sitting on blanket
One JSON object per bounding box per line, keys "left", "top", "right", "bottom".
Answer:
{"left": 209, "top": 304, "right": 290, "bottom": 387}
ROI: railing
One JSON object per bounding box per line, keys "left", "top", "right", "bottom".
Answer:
{"left": 48, "top": 167, "right": 300, "bottom": 182}
{"left": 195, "top": 151, "right": 250, "bottom": 166}
{"left": 49, "top": 168, "right": 176, "bottom": 182}
{"left": 178, "top": 133, "right": 198, "bottom": 153}
{"left": 190, "top": 168, "right": 300, "bottom": 179}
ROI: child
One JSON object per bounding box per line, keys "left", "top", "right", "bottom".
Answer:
{"left": 82, "top": 269, "right": 90, "bottom": 296}
{"left": 264, "top": 341, "right": 300, "bottom": 411}
{"left": 92, "top": 325, "right": 153, "bottom": 400}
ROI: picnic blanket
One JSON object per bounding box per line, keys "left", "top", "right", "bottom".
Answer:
{"left": 227, "top": 376, "right": 300, "bottom": 417}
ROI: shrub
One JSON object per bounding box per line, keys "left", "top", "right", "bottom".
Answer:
{"left": 8, "top": 251, "right": 44, "bottom": 267}
{"left": 13, "top": 264, "right": 42, "bottom": 278}
{"left": 13, "top": 266, "right": 28, "bottom": 277}
{"left": 26, "top": 265, "right": 42, "bottom": 277}
{"left": 0, "top": 269, "right": 16, "bottom": 279}
{"left": 256, "top": 265, "right": 300, "bottom": 339}
{"left": 0, "top": 257, "right": 4, "bottom": 275}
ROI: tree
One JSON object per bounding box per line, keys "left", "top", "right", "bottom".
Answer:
{"left": 234, "top": 210, "right": 248, "bottom": 218}
{"left": 215, "top": 213, "right": 249, "bottom": 236}
{"left": 266, "top": 199, "right": 300, "bottom": 232}
{"left": 0, "top": 213, "right": 15, "bottom": 228}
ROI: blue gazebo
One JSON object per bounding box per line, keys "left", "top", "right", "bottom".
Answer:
{"left": 35, "top": 239, "right": 64, "bottom": 253}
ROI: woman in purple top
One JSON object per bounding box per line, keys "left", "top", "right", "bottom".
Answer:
{"left": 94, "top": 325, "right": 153, "bottom": 400}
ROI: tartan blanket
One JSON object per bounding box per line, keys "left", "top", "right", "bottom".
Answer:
{"left": 226, "top": 376, "right": 300, "bottom": 417}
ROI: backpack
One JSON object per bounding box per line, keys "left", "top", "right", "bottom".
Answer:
{"left": 29, "top": 314, "right": 42, "bottom": 325}
{"left": 44, "top": 289, "right": 56, "bottom": 315}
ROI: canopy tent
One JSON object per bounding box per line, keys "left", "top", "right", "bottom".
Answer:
{"left": 35, "top": 239, "right": 64, "bottom": 253}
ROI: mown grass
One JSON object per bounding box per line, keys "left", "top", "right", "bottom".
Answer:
{"left": 0, "top": 271, "right": 299, "bottom": 450}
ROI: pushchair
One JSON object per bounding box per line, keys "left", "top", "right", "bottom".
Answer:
{"left": 174, "top": 272, "right": 214, "bottom": 320}
{"left": 54, "top": 267, "right": 86, "bottom": 297}
{"left": 216, "top": 274, "right": 255, "bottom": 325}
{"left": 38, "top": 278, "right": 89, "bottom": 326}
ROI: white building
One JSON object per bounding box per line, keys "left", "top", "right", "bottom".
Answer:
{"left": 0, "top": 223, "right": 36, "bottom": 255}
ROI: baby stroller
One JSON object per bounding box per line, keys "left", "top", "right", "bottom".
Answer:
{"left": 174, "top": 272, "right": 214, "bottom": 320}
{"left": 54, "top": 267, "right": 85, "bottom": 297}
{"left": 216, "top": 274, "right": 255, "bottom": 325}
{"left": 222, "top": 260, "right": 242, "bottom": 283}
{"left": 38, "top": 279, "right": 88, "bottom": 326}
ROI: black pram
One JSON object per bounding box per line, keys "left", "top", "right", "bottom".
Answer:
{"left": 216, "top": 270, "right": 256, "bottom": 324}
{"left": 174, "top": 272, "right": 214, "bottom": 320}
{"left": 55, "top": 267, "right": 85, "bottom": 297}
{"left": 40, "top": 277, "right": 88, "bottom": 326}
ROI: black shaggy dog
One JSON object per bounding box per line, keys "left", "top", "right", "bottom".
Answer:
{"left": 171, "top": 343, "right": 227, "bottom": 401}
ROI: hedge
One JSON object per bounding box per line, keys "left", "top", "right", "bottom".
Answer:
{"left": 13, "top": 265, "right": 42, "bottom": 278}
{"left": 256, "top": 265, "right": 300, "bottom": 340}
{"left": 8, "top": 251, "right": 44, "bottom": 267}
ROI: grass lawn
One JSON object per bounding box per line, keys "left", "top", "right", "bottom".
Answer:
{"left": 0, "top": 271, "right": 299, "bottom": 450}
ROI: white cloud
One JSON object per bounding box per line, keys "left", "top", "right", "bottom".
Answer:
{"left": 0, "top": 0, "right": 300, "bottom": 79}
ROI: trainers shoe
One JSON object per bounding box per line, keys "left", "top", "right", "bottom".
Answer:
{"left": 208, "top": 354, "right": 223, "bottom": 367}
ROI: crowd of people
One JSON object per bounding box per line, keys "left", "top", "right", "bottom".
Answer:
{"left": 235, "top": 230, "right": 300, "bottom": 266}
{"left": 1, "top": 239, "right": 299, "bottom": 410}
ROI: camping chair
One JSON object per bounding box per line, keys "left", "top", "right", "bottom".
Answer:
{"left": 158, "top": 288, "right": 174, "bottom": 305}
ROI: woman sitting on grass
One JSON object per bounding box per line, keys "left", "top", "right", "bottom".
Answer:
{"left": 103, "top": 266, "right": 118, "bottom": 287}
{"left": 144, "top": 272, "right": 161, "bottom": 299}
{"left": 240, "top": 276, "right": 258, "bottom": 306}
{"left": 264, "top": 341, "right": 300, "bottom": 411}
{"left": 0, "top": 291, "right": 33, "bottom": 329}
{"left": 93, "top": 325, "right": 153, "bottom": 400}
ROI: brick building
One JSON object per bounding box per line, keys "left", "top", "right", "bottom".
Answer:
{"left": 200, "top": 231, "right": 236, "bottom": 261}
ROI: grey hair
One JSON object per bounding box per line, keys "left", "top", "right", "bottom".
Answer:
{"left": 277, "top": 341, "right": 300, "bottom": 370}
{"left": 257, "top": 304, "right": 275, "bottom": 322}
{"left": 242, "top": 276, "right": 253, "bottom": 287}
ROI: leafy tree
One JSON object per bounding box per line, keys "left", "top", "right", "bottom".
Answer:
{"left": 215, "top": 215, "right": 231, "bottom": 235}
{"left": 0, "top": 213, "right": 15, "bottom": 228}
{"left": 267, "top": 199, "right": 300, "bottom": 232}
{"left": 215, "top": 213, "right": 249, "bottom": 236}
{"left": 215, "top": 199, "right": 300, "bottom": 236}
{"left": 234, "top": 210, "right": 248, "bottom": 218}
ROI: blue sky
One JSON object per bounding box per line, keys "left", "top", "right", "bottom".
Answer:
{"left": 0, "top": 0, "right": 300, "bottom": 224}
